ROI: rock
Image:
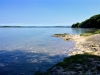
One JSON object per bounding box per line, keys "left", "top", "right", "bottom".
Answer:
{"left": 91, "top": 47, "right": 98, "bottom": 51}
{"left": 51, "top": 66, "right": 64, "bottom": 75}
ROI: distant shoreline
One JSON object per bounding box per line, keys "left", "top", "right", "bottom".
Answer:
{"left": 0, "top": 26, "right": 71, "bottom": 28}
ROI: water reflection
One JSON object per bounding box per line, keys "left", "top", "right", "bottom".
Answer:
{"left": 71, "top": 28, "right": 96, "bottom": 35}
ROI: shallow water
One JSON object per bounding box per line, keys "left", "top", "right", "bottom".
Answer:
{"left": 0, "top": 28, "right": 93, "bottom": 75}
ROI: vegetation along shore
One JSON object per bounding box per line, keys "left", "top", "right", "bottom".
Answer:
{"left": 34, "top": 14, "right": 100, "bottom": 75}
{"left": 71, "top": 14, "right": 100, "bottom": 28}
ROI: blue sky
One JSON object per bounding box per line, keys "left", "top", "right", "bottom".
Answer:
{"left": 0, "top": 0, "right": 100, "bottom": 26}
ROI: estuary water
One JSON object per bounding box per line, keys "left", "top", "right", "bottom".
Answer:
{"left": 0, "top": 28, "right": 92, "bottom": 75}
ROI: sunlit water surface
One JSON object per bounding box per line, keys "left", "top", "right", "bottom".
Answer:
{"left": 0, "top": 28, "right": 93, "bottom": 75}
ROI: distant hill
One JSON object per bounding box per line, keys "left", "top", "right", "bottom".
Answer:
{"left": 71, "top": 14, "right": 100, "bottom": 28}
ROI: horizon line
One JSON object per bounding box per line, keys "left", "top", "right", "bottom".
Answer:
{"left": 0, "top": 26, "right": 71, "bottom": 28}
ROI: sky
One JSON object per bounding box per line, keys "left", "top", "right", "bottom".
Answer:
{"left": 0, "top": 0, "right": 100, "bottom": 26}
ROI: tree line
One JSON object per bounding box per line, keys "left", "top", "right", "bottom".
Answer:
{"left": 71, "top": 14, "right": 100, "bottom": 28}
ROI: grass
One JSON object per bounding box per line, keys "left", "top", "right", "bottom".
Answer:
{"left": 34, "top": 54, "right": 100, "bottom": 75}
{"left": 48, "top": 53, "right": 100, "bottom": 75}
{"left": 54, "top": 33, "right": 69, "bottom": 37}
{"left": 51, "top": 53, "right": 100, "bottom": 68}
{"left": 80, "top": 29, "right": 100, "bottom": 36}
{"left": 80, "top": 33, "right": 94, "bottom": 36}
{"left": 94, "top": 29, "right": 100, "bottom": 34}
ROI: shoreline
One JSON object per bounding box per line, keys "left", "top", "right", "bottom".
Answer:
{"left": 35, "top": 33, "right": 100, "bottom": 75}
{"left": 54, "top": 33, "right": 100, "bottom": 56}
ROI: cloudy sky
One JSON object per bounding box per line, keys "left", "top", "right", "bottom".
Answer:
{"left": 0, "top": 0, "right": 100, "bottom": 26}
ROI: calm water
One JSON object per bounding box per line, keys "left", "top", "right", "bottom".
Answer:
{"left": 0, "top": 28, "right": 93, "bottom": 75}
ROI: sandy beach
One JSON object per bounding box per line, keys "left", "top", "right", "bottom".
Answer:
{"left": 54, "top": 33, "right": 100, "bottom": 56}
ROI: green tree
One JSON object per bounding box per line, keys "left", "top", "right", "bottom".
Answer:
{"left": 71, "top": 14, "right": 100, "bottom": 28}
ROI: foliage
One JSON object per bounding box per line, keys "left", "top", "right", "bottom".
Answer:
{"left": 80, "top": 33, "right": 94, "bottom": 36}
{"left": 71, "top": 14, "right": 100, "bottom": 28}
{"left": 94, "top": 29, "right": 100, "bottom": 34}
{"left": 71, "top": 22, "right": 80, "bottom": 28}
{"left": 50, "top": 53, "right": 100, "bottom": 69}
{"left": 80, "top": 29, "right": 100, "bottom": 36}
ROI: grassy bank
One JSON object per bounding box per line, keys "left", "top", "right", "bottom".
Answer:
{"left": 35, "top": 54, "right": 100, "bottom": 75}
{"left": 80, "top": 29, "right": 100, "bottom": 36}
